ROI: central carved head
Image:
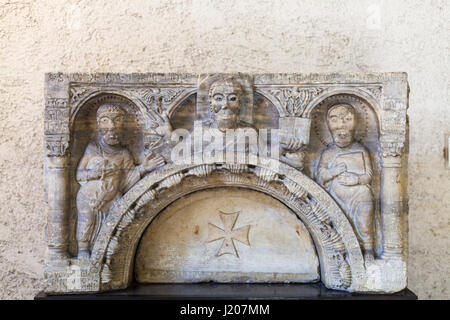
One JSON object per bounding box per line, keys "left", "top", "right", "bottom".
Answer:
{"left": 327, "top": 103, "right": 356, "bottom": 148}
{"left": 96, "top": 103, "right": 125, "bottom": 146}
{"left": 208, "top": 79, "right": 243, "bottom": 131}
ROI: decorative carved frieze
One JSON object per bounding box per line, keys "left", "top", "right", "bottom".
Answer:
{"left": 259, "top": 87, "right": 325, "bottom": 117}
{"left": 129, "top": 87, "right": 186, "bottom": 114}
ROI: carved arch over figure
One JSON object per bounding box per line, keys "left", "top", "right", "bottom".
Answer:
{"left": 303, "top": 87, "right": 382, "bottom": 123}
{"left": 165, "top": 89, "right": 197, "bottom": 117}
{"left": 304, "top": 90, "right": 383, "bottom": 256}
{"left": 307, "top": 90, "right": 381, "bottom": 149}
{"left": 89, "top": 157, "right": 367, "bottom": 293}
{"left": 70, "top": 87, "right": 198, "bottom": 129}
{"left": 253, "top": 86, "right": 383, "bottom": 134}
{"left": 70, "top": 89, "right": 149, "bottom": 125}
{"left": 70, "top": 92, "right": 147, "bottom": 161}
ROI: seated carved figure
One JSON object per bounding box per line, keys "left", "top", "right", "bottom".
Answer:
{"left": 205, "top": 78, "right": 304, "bottom": 168}
{"left": 316, "top": 103, "right": 375, "bottom": 260}
{"left": 203, "top": 78, "right": 259, "bottom": 156}
{"left": 76, "top": 103, "right": 165, "bottom": 259}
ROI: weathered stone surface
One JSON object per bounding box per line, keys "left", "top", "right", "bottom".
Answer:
{"left": 42, "top": 71, "right": 409, "bottom": 294}
{"left": 135, "top": 188, "right": 320, "bottom": 283}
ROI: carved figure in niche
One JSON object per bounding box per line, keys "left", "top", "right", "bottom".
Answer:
{"left": 201, "top": 77, "right": 260, "bottom": 157}
{"left": 316, "top": 103, "right": 374, "bottom": 260}
{"left": 205, "top": 77, "right": 304, "bottom": 169}
{"left": 76, "top": 103, "right": 166, "bottom": 258}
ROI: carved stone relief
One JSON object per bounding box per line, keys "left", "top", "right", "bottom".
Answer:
{"left": 315, "top": 103, "right": 375, "bottom": 260}
{"left": 74, "top": 103, "right": 166, "bottom": 258}
{"left": 135, "top": 188, "right": 319, "bottom": 283}
{"left": 44, "top": 73, "right": 409, "bottom": 294}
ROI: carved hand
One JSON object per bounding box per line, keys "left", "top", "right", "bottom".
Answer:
{"left": 329, "top": 163, "right": 347, "bottom": 177}
{"left": 141, "top": 153, "right": 166, "bottom": 174}
{"left": 85, "top": 159, "right": 109, "bottom": 181}
{"left": 281, "top": 152, "right": 305, "bottom": 170}
{"left": 337, "top": 172, "right": 360, "bottom": 186}
{"left": 280, "top": 136, "right": 303, "bottom": 152}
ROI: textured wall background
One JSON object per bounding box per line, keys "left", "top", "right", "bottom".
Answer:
{"left": 0, "top": 0, "right": 448, "bottom": 299}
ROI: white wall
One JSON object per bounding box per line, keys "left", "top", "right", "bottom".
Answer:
{"left": 0, "top": 0, "right": 448, "bottom": 299}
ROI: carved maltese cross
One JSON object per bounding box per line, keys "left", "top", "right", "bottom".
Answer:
{"left": 207, "top": 211, "right": 251, "bottom": 257}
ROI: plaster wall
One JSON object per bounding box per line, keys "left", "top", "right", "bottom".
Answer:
{"left": 0, "top": 0, "right": 448, "bottom": 299}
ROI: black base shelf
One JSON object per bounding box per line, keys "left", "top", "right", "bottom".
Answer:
{"left": 35, "top": 282, "right": 417, "bottom": 300}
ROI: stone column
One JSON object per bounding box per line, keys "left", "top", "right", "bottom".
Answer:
{"left": 380, "top": 155, "right": 403, "bottom": 259}
{"left": 46, "top": 136, "right": 70, "bottom": 260}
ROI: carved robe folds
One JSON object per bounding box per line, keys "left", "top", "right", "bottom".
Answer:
{"left": 76, "top": 140, "right": 140, "bottom": 251}
{"left": 316, "top": 142, "right": 374, "bottom": 252}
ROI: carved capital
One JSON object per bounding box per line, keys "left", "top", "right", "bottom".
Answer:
{"left": 380, "top": 135, "right": 405, "bottom": 158}
{"left": 45, "top": 135, "right": 70, "bottom": 157}
{"left": 381, "top": 153, "right": 403, "bottom": 168}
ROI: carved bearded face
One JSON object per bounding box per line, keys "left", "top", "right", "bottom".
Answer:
{"left": 209, "top": 80, "right": 242, "bottom": 131}
{"left": 327, "top": 104, "right": 356, "bottom": 148}
{"left": 96, "top": 104, "right": 125, "bottom": 146}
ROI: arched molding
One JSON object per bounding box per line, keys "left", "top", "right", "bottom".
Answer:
{"left": 253, "top": 88, "right": 287, "bottom": 117}
{"left": 89, "top": 157, "right": 366, "bottom": 292}
{"left": 165, "top": 89, "right": 198, "bottom": 117}
{"left": 69, "top": 89, "right": 148, "bottom": 126}
{"left": 303, "top": 87, "right": 382, "bottom": 124}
